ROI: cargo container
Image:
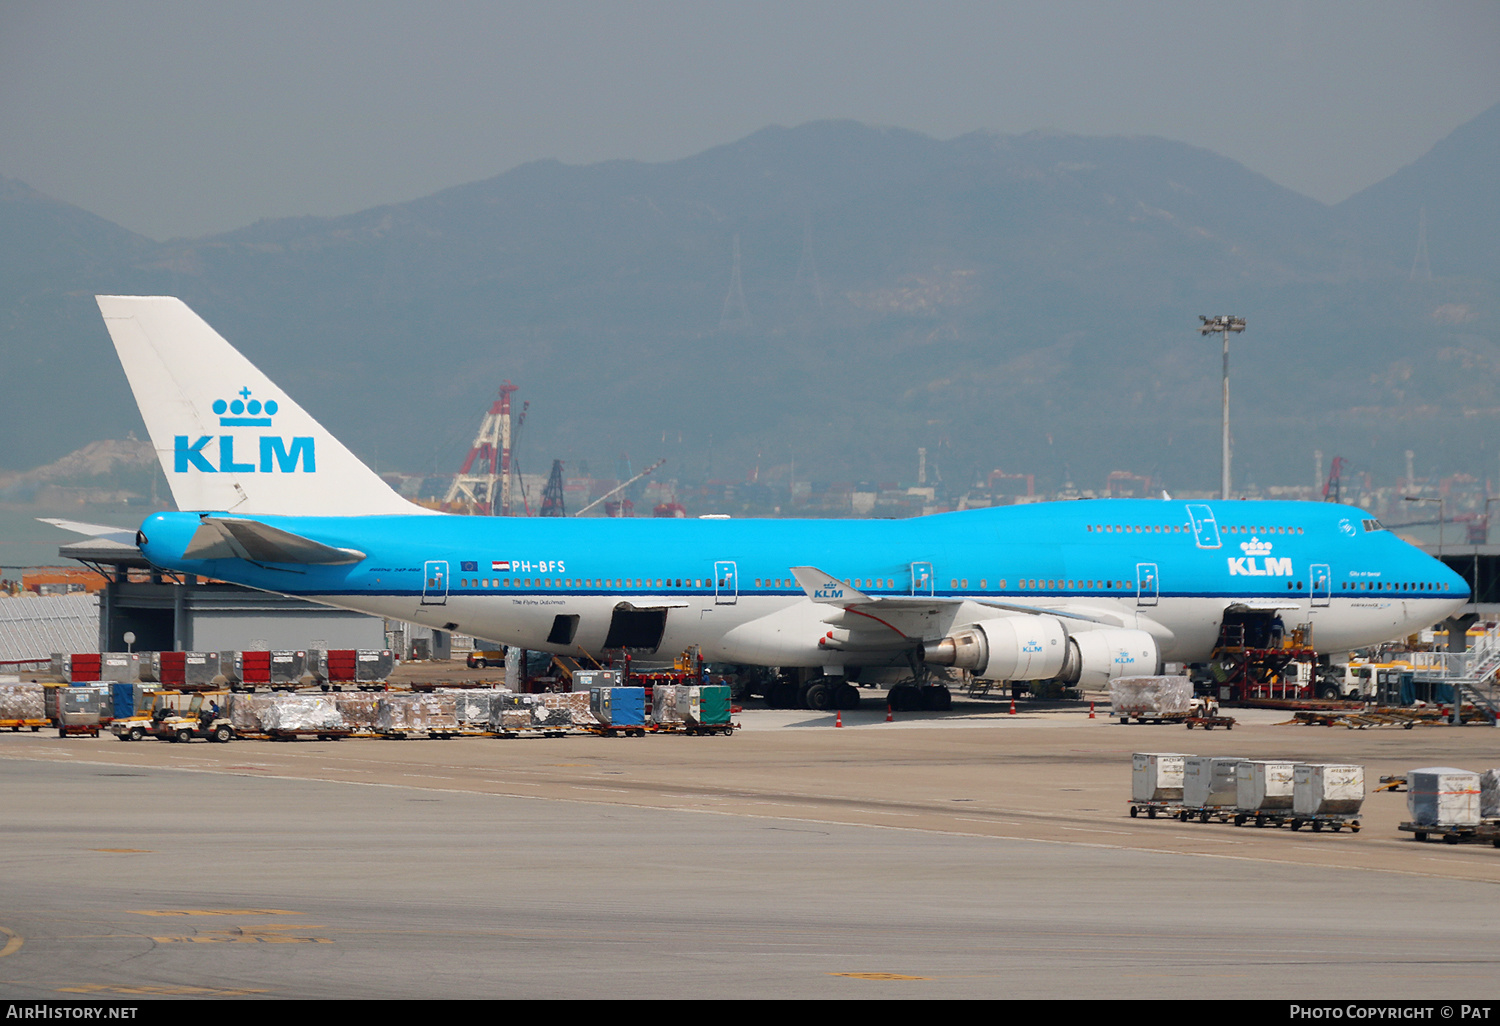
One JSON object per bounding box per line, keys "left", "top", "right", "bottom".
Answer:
{"left": 1129, "top": 753, "right": 1187, "bottom": 817}
{"left": 1179, "top": 755, "right": 1245, "bottom": 821}
{"left": 1406, "top": 767, "right": 1481, "bottom": 828}
{"left": 1233, "top": 760, "right": 1297, "bottom": 826}
{"left": 1289, "top": 763, "right": 1364, "bottom": 831}
{"left": 676, "top": 684, "right": 733, "bottom": 735}
{"left": 589, "top": 687, "right": 646, "bottom": 734}
{"left": 57, "top": 687, "right": 108, "bottom": 737}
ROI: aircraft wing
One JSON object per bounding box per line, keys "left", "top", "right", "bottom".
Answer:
{"left": 789, "top": 565, "right": 1118, "bottom": 636}
{"left": 183, "top": 517, "right": 366, "bottom": 565}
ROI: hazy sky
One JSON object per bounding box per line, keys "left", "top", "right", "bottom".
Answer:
{"left": 3, "top": 0, "right": 1497, "bottom": 241}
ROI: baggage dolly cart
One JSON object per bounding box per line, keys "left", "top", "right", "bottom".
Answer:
{"left": 1288, "top": 812, "right": 1361, "bottom": 833}
{"left": 1127, "top": 799, "right": 1182, "bottom": 820}
{"left": 267, "top": 728, "right": 351, "bottom": 742}
{"left": 1184, "top": 714, "right": 1236, "bottom": 730}
{"left": 586, "top": 724, "right": 647, "bottom": 738}
{"left": 1177, "top": 805, "right": 1236, "bottom": 824}
{"left": 1399, "top": 821, "right": 1500, "bottom": 846}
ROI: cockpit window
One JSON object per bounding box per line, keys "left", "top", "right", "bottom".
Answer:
{"left": 1361, "top": 519, "right": 1384, "bottom": 532}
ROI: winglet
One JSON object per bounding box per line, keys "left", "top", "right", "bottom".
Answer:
{"left": 790, "top": 566, "right": 874, "bottom": 605}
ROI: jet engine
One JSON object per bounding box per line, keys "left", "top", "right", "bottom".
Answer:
{"left": 923, "top": 618, "right": 1159, "bottom": 684}
{"left": 1056, "top": 628, "right": 1161, "bottom": 687}
{"left": 922, "top": 616, "right": 1070, "bottom": 681}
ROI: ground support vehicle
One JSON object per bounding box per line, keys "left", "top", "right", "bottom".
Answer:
{"left": 466, "top": 649, "right": 506, "bottom": 669}
{"left": 157, "top": 714, "right": 236, "bottom": 743}
{"left": 1399, "top": 821, "right": 1500, "bottom": 846}
{"left": 1183, "top": 714, "right": 1236, "bottom": 730}
{"left": 1126, "top": 800, "right": 1183, "bottom": 820}
{"left": 111, "top": 716, "right": 154, "bottom": 741}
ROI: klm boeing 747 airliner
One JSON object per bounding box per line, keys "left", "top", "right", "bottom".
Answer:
{"left": 94, "top": 296, "right": 1470, "bottom": 709}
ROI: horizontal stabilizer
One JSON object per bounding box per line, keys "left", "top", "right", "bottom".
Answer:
{"left": 183, "top": 518, "right": 365, "bottom": 565}
{"left": 37, "top": 518, "right": 137, "bottom": 545}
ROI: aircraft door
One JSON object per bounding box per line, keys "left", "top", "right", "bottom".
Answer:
{"left": 910, "top": 562, "right": 934, "bottom": 596}
{"left": 422, "top": 560, "right": 449, "bottom": 605}
{"left": 1186, "top": 505, "right": 1222, "bottom": 549}
{"left": 714, "top": 561, "right": 738, "bottom": 605}
{"left": 1136, "top": 563, "right": 1159, "bottom": 606}
{"left": 1310, "top": 564, "right": 1331, "bottom": 607}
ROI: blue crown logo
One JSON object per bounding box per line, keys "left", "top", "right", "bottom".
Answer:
{"left": 213, "top": 387, "right": 279, "bottom": 427}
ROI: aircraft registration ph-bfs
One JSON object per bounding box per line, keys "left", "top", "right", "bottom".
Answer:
{"left": 93, "top": 296, "right": 1468, "bottom": 709}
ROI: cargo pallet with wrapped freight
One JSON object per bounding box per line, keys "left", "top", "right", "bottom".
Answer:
{"left": 1111, "top": 676, "right": 1230, "bottom": 728}
{"left": 0, "top": 683, "right": 47, "bottom": 731}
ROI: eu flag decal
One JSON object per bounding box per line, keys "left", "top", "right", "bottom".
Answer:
{"left": 460, "top": 561, "right": 478, "bottom": 572}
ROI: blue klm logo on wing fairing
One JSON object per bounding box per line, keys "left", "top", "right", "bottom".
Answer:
{"left": 174, "top": 388, "right": 315, "bottom": 474}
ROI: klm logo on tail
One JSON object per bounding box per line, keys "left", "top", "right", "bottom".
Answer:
{"left": 173, "top": 388, "right": 315, "bottom": 474}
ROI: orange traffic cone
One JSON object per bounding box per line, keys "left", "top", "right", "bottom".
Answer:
{"left": 1089, "top": 702, "right": 1096, "bottom": 719}
{"left": 886, "top": 704, "right": 893, "bottom": 722}
{"left": 835, "top": 710, "right": 842, "bottom": 728}
{"left": 1009, "top": 698, "right": 1016, "bottom": 715}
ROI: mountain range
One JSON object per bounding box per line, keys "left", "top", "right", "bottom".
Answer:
{"left": 3, "top": 107, "right": 1497, "bottom": 496}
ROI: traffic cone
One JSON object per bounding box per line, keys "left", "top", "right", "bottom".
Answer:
{"left": 1009, "top": 698, "right": 1016, "bottom": 715}
{"left": 1089, "top": 702, "right": 1096, "bottom": 719}
{"left": 835, "top": 710, "right": 842, "bottom": 728}
{"left": 886, "top": 704, "right": 893, "bottom": 722}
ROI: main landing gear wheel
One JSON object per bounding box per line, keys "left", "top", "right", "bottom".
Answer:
{"left": 804, "top": 682, "right": 835, "bottom": 711}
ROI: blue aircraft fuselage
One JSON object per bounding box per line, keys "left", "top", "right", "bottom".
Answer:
{"left": 135, "top": 498, "right": 1470, "bottom": 670}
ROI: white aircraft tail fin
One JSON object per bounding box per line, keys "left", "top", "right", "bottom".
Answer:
{"left": 97, "top": 296, "right": 432, "bottom": 516}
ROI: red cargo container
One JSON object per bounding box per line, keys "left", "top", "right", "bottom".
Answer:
{"left": 157, "top": 651, "right": 186, "bottom": 687}
{"left": 240, "top": 651, "right": 271, "bottom": 684}
{"left": 325, "top": 650, "right": 358, "bottom": 682}
{"left": 69, "top": 654, "right": 101, "bottom": 682}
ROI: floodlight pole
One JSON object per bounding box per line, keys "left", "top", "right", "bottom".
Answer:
{"left": 1200, "top": 316, "right": 1246, "bottom": 501}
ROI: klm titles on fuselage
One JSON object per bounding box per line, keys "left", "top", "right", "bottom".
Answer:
{"left": 1226, "top": 537, "right": 1293, "bottom": 577}
{"left": 173, "top": 388, "right": 314, "bottom": 474}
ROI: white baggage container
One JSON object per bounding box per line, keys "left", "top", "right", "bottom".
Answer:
{"left": 1236, "top": 760, "right": 1296, "bottom": 812}
{"left": 1293, "top": 764, "right": 1364, "bottom": 817}
{"left": 1184, "top": 756, "right": 1245, "bottom": 808}
{"left": 1132, "top": 753, "right": 1186, "bottom": 802}
{"left": 1407, "top": 767, "right": 1481, "bottom": 828}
